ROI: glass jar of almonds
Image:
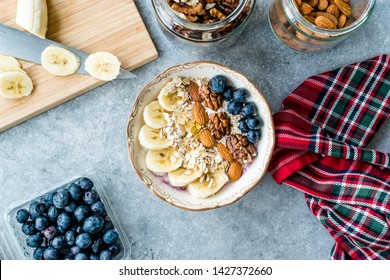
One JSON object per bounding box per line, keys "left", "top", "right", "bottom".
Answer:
{"left": 268, "top": 0, "right": 376, "bottom": 52}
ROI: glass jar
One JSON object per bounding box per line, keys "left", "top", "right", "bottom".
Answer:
{"left": 152, "top": 0, "right": 256, "bottom": 53}
{"left": 268, "top": 0, "right": 376, "bottom": 52}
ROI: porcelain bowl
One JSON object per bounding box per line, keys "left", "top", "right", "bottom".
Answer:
{"left": 126, "top": 61, "right": 275, "bottom": 211}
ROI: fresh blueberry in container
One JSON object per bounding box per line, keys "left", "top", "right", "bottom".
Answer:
{"left": 209, "top": 75, "right": 227, "bottom": 94}
{"left": 90, "top": 254, "right": 99, "bottom": 260}
{"left": 57, "top": 226, "right": 67, "bottom": 234}
{"left": 16, "top": 209, "right": 30, "bottom": 223}
{"left": 79, "top": 178, "right": 94, "bottom": 191}
{"left": 99, "top": 250, "right": 113, "bottom": 260}
{"left": 52, "top": 236, "right": 67, "bottom": 249}
{"left": 65, "top": 201, "right": 77, "bottom": 213}
{"left": 247, "top": 116, "right": 263, "bottom": 130}
{"left": 238, "top": 119, "right": 250, "bottom": 133}
{"left": 26, "top": 233, "right": 43, "bottom": 248}
{"left": 47, "top": 206, "right": 60, "bottom": 221}
{"left": 68, "top": 183, "right": 83, "bottom": 200}
{"left": 70, "top": 245, "right": 82, "bottom": 256}
{"left": 91, "top": 201, "right": 105, "bottom": 216}
{"left": 35, "top": 216, "right": 49, "bottom": 231}
{"left": 222, "top": 86, "right": 233, "bottom": 101}
{"left": 53, "top": 189, "right": 71, "bottom": 209}
{"left": 43, "top": 247, "right": 59, "bottom": 260}
{"left": 65, "top": 231, "right": 76, "bottom": 246}
{"left": 43, "top": 226, "right": 58, "bottom": 239}
{"left": 108, "top": 243, "right": 121, "bottom": 257}
{"left": 40, "top": 193, "right": 54, "bottom": 209}
{"left": 74, "top": 205, "right": 90, "bottom": 222}
{"left": 83, "top": 190, "right": 99, "bottom": 205}
{"left": 75, "top": 233, "right": 93, "bottom": 249}
{"left": 227, "top": 100, "right": 243, "bottom": 115}
{"left": 91, "top": 238, "right": 103, "bottom": 254}
{"left": 29, "top": 201, "right": 45, "bottom": 219}
{"left": 33, "top": 246, "right": 46, "bottom": 260}
{"left": 241, "top": 102, "right": 256, "bottom": 118}
{"left": 22, "top": 221, "right": 38, "bottom": 235}
{"left": 64, "top": 253, "right": 75, "bottom": 260}
{"left": 248, "top": 130, "right": 261, "bottom": 144}
{"left": 57, "top": 212, "right": 72, "bottom": 230}
{"left": 75, "top": 253, "right": 89, "bottom": 260}
{"left": 83, "top": 215, "right": 104, "bottom": 234}
{"left": 233, "top": 88, "right": 247, "bottom": 102}
{"left": 103, "top": 229, "right": 119, "bottom": 245}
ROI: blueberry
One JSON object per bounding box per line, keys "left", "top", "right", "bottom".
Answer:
{"left": 57, "top": 212, "right": 72, "bottom": 230}
{"left": 40, "top": 193, "right": 54, "bottom": 209}
{"left": 91, "top": 201, "right": 105, "bottom": 216}
{"left": 75, "top": 233, "right": 93, "bottom": 249}
{"left": 35, "top": 216, "right": 49, "bottom": 231}
{"left": 238, "top": 119, "right": 250, "bottom": 133}
{"left": 64, "top": 254, "right": 75, "bottom": 260}
{"left": 241, "top": 102, "right": 256, "bottom": 118}
{"left": 70, "top": 246, "right": 82, "bottom": 256}
{"left": 16, "top": 209, "right": 29, "bottom": 223}
{"left": 83, "top": 215, "right": 104, "bottom": 234}
{"left": 91, "top": 238, "right": 103, "bottom": 254}
{"left": 227, "top": 100, "right": 243, "bottom": 115}
{"left": 102, "top": 221, "right": 114, "bottom": 233}
{"left": 102, "top": 229, "right": 119, "bottom": 245}
{"left": 108, "top": 243, "right": 121, "bottom": 257}
{"left": 43, "top": 226, "right": 58, "bottom": 239}
{"left": 83, "top": 190, "right": 99, "bottom": 205}
{"left": 100, "top": 250, "right": 113, "bottom": 260}
{"left": 74, "top": 205, "right": 90, "bottom": 222}
{"left": 47, "top": 206, "right": 60, "bottom": 221}
{"left": 65, "top": 231, "right": 76, "bottom": 246}
{"left": 89, "top": 254, "right": 99, "bottom": 260}
{"left": 68, "top": 183, "right": 83, "bottom": 200}
{"left": 57, "top": 226, "right": 67, "bottom": 234}
{"left": 26, "top": 233, "right": 43, "bottom": 248}
{"left": 29, "top": 202, "right": 45, "bottom": 219}
{"left": 222, "top": 86, "right": 233, "bottom": 101}
{"left": 248, "top": 130, "right": 261, "bottom": 144}
{"left": 52, "top": 236, "right": 67, "bottom": 249}
{"left": 75, "top": 253, "right": 89, "bottom": 260}
{"left": 53, "top": 190, "right": 71, "bottom": 209}
{"left": 22, "top": 221, "right": 38, "bottom": 235}
{"left": 65, "top": 201, "right": 77, "bottom": 213}
{"left": 209, "top": 75, "right": 227, "bottom": 94}
{"left": 33, "top": 246, "right": 46, "bottom": 260}
{"left": 43, "top": 247, "right": 59, "bottom": 260}
{"left": 247, "top": 116, "right": 263, "bottom": 130}
{"left": 79, "top": 178, "right": 94, "bottom": 191}
{"left": 233, "top": 88, "right": 247, "bottom": 102}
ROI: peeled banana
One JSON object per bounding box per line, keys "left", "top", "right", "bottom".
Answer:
{"left": 0, "top": 62, "right": 27, "bottom": 75}
{"left": 0, "top": 71, "right": 33, "bottom": 99}
{"left": 168, "top": 168, "right": 203, "bottom": 187}
{"left": 85, "top": 52, "right": 121, "bottom": 81}
{"left": 16, "top": 0, "right": 48, "bottom": 39}
{"left": 145, "top": 148, "right": 183, "bottom": 173}
{"left": 138, "top": 125, "right": 171, "bottom": 150}
{"left": 143, "top": 101, "right": 168, "bottom": 129}
{"left": 187, "top": 170, "right": 229, "bottom": 199}
{"left": 158, "top": 86, "right": 182, "bottom": 112}
{"left": 0, "top": 54, "right": 21, "bottom": 68}
{"left": 41, "top": 46, "right": 80, "bottom": 76}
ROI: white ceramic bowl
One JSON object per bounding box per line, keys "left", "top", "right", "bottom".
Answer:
{"left": 126, "top": 61, "right": 275, "bottom": 211}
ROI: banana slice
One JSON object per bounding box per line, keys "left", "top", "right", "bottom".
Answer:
{"left": 0, "top": 54, "right": 21, "bottom": 68}
{"left": 85, "top": 52, "right": 121, "bottom": 81}
{"left": 145, "top": 147, "right": 183, "bottom": 173}
{"left": 187, "top": 170, "right": 229, "bottom": 199}
{"left": 158, "top": 86, "right": 182, "bottom": 112}
{"left": 138, "top": 125, "right": 171, "bottom": 150}
{"left": 41, "top": 46, "right": 80, "bottom": 76}
{"left": 16, "top": 0, "right": 48, "bottom": 39}
{"left": 143, "top": 101, "right": 168, "bottom": 129}
{"left": 0, "top": 62, "right": 27, "bottom": 75}
{"left": 168, "top": 168, "right": 203, "bottom": 187}
{"left": 0, "top": 72, "right": 33, "bottom": 99}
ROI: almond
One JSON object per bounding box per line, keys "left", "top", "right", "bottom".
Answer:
{"left": 315, "top": 15, "right": 336, "bottom": 29}
{"left": 300, "top": 3, "right": 313, "bottom": 15}
{"left": 199, "top": 129, "right": 215, "bottom": 148}
{"left": 193, "top": 102, "right": 209, "bottom": 125}
{"left": 303, "top": 15, "right": 316, "bottom": 24}
{"left": 217, "top": 143, "right": 234, "bottom": 163}
{"left": 227, "top": 161, "right": 243, "bottom": 181}
{"left": 337, "top": 13, "right": 347, "bottom": 28}
{"left": 326, "top": 4, "right": 340, "bottom": 19}
{"left": 295, "top": 0, "right": 302, "bottom": 7}
{"left": 307, "top": 0, "right": 319, "bottom": 7}
{"left": 316, "top": 12, "right": 338, "bottom": 26}
{"left": 334, "top": 0, "right": 352, "bottom": 16}
{"left": 188, "top": 81, "right": 202, "bottom": 102}
{"left": 317, "top": 0, "right": 328, "bottom": 11}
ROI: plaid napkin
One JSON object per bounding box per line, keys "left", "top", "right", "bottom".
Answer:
{"left": 268, "top": 55, "right": 390, "bottom": 260}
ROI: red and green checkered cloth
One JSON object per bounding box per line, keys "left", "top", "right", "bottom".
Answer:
{"left": 268, "top": 55, "right": 390, "bottom": 260}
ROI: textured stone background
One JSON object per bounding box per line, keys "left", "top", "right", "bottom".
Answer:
{"left": 0, "top": 0, "right": 389, "bottom": 259}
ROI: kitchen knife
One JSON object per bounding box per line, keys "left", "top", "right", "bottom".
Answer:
{"left": 0, "top": 24, "right": 136, "bottom": 79}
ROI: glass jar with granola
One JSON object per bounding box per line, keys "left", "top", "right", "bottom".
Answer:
{"left": 152, "top": 0, "right": 256, "bottom": 52}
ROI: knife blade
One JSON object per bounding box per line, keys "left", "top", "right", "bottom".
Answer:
{"left": 0, "top": 24, "right": 136, "bottom": 79}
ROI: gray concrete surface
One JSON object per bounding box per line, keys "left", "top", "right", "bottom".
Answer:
{"left": 0, "top": 0, "right": 389, "bottom": 260}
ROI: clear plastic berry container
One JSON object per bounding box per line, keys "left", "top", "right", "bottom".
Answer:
{"left": 0, "top": 176, "right": 131, "bottom": 260}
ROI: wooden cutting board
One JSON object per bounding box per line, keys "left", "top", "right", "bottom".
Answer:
{"left": 0, "top": 0, "right": 158, "bottom": 132}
